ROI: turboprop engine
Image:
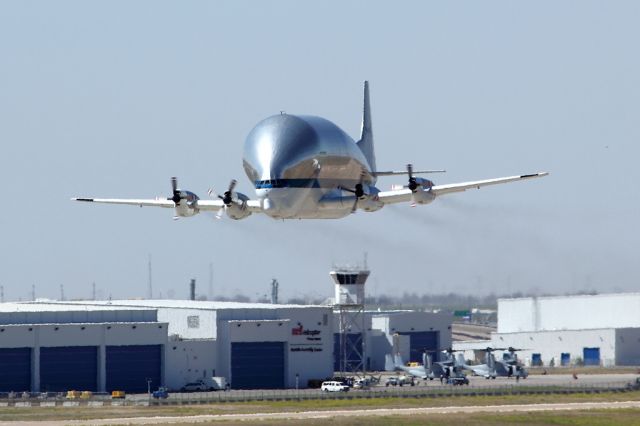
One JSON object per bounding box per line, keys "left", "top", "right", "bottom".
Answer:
{"left": 169, "top": 177, "right": 200, "bottom": 218}
{"left": 213, "top": 179, "right": 252, "bottom": 220}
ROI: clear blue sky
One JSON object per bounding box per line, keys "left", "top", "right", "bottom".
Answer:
{"left": 1, "top": 1, "right": 638, "bottom": 301}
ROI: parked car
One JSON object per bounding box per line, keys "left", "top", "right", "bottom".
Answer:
{"left": 180, "top": 380, "right": 210, "bottom": 392}
{"left": 111, "top": 390, "right": 126, "bottom": 399}
{"left": 353, "top": 378, "right": 370, "bottom": 389}
{"left": 385, "top": 376, "right": 414, "bottom": 387}
{"left": 320, "top": 381, "right": 349, "bottom": 392}
{"left": 447, "top": 376, "right": 469, "bottom": 386}
{"left": 152, "top": 387, "right": 169, "bottom": 399}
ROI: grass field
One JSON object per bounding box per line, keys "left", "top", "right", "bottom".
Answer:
{"left": 1, "top": 390, "right": 639, "bottom": 422}
{"left": 184, "top": 409, "right": 640, "bottom": 426}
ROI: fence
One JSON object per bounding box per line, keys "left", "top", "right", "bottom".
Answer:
{"left": 1, "top": 378, "right": 638, "bottom": 407}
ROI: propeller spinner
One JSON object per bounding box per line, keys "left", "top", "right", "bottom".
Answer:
{"left": 219, "top": 179, "right": 237, "bottom": 206}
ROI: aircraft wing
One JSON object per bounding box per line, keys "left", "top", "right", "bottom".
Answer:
{"left": 430, "top": 172, "right": 548, "bottom": 196}
{"left": 72, "top": 198, "right": 176, "bottom": 208}
{"left": 72, "top": 197, "right": 263, "bottom": 213}
{"left": 377, "top": 172, "right": 548, "bottom": 205}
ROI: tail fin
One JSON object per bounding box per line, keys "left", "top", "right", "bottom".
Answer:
{"left": 456, "top": 353, "right": 466, "bottom": 367}
{"left": 488, "top": 353, "right": 496, "bottom": 370}
{"left": 423, "top": 352, "right": 432, "bottom": 372}
{"left": 357, "top": 81, "right": 376, "bottom": 172}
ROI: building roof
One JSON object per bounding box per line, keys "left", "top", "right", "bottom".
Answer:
{"left": 0, "top": 302, "right": 153, "bottom": 313}
{"left": 497, "top": 291, "right": 640, "bottom": 302}
{"left": 34, "top": 299, "right": 330, "bottom": 311}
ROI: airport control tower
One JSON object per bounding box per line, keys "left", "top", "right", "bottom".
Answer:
{"left": 330, "top": 264, "right": 370, "bottom": 376}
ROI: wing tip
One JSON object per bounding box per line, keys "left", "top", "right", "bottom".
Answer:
{"left": 73, "top": 198, "right": 94, "bottom": 202}
{"left": 520, "top": 172, "right": 549, "bottom": 179}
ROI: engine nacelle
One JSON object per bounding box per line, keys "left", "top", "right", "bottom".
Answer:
{"left": 360, "top": 195, "right": 384, "bottom": 212}
{"left": 174, "top": 191, "right": 200, "bottom": 217}
{"left": 412, "top": 189, "right": 436, "bottom": 205}
{"left": 224, "top": 192, "right": 252, "bottom": 220}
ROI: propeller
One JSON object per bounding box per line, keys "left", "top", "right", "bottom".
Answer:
{"left": 219, "top": 179, "right": 237, "bottom": 206}
{"left": 168, "top": 177, "right": 183, "bottom": 205}
{"left": 407, "top": 164, "right": 418, "bottom": 191}
{"left": 208, "top": 180, "right": 238, "bottom": 220}
{"left": 484, "top": 347, "right": 507, "bottom": 353}
{"left": 339, "top": 172, "right": 366, "bottom": 213}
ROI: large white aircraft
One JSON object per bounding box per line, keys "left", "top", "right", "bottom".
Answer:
{"left": 73, "top": 82, "right": 547, "bottom": 220}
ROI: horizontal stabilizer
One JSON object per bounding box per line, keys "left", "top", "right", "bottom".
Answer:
{"left": 372, "top": 169, "right": 446, "bottom": 177}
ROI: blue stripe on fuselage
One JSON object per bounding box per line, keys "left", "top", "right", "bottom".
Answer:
{"left": 254, "top": 179, "right": 321, "bottom": 189}
{"left": 255, "top": 178, "right": 362, "bottom": 189}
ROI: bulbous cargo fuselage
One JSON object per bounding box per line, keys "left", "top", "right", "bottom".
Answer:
{"left": 243, "top": 114, "right": 374, "bottom": 219}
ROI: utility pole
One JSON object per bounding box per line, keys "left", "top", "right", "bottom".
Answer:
{"left": 31, "top": 284, "right": 36, "bottom": 301}
{"left": 189, "top": 279, "right": 196, "bottom": 301}
{"left": 208, "top": 262, "right": 214, "bottom": 301}
{"left": 147, "top": 254, "right": 153, "bottom": 300}
{"left": 92, "top": 282, "right": 96, "bottom": 300}
{"left": 271, "top": 279, "right": 279, "bottom": 304}
{"left": 0, "top": 285, "right": 4, "bottom": 303}
{"left": 60, "top": 284, "right": 65, "bottom": 301}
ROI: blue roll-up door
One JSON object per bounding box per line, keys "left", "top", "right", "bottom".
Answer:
{"left": 333, "top": 333, "right": 363, "bottom": 372}
{"left": 583, "top": 347, "right": 600, "bottom": 366}
{"left": 231, "top": 342, "right": 284, "bottom": 389}
{"left": 0, "top": 348, "right": 31, "bottom": 392}
{"left": 106, "top": 345, "right": 162, "bottom": 393}
{"left": 398, "top": 331, "right": 439, "bottom": 363}
{"left": 40, "top": 346, "right": 97, "bottom": 392}
{"left": 561, "top": 353, "right": 571, "bottom": 366}
{"left": 531, "top": 353, "right": 542, "bottom": 366}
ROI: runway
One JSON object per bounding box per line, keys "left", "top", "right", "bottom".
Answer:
{"left": 2, "top": 401, "right": 639, "bottom": 425}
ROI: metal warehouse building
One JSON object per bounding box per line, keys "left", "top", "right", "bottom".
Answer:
{"left": 368, "top": 311, "right": 453, "bottom": 370}
{"left": 492, "top": 293, "right": 640, "bottom": 366}
{"left": 50, "top": 300, "right": 335, "bottom": 390}
{"left": 0, "top": 298, "right": 453, "bottom": 392}
{"left": 0, "top": 303, "right": 166, "bottom": 393}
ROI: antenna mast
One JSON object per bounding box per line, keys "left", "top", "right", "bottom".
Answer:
{"left": 147, "top": 254, "right": 153, "bottom": 299}
{"left": 271, "top": 279, "right": 279, "bottom": 304}
{"left": 208, "top": 262, "right": 214, "bottom": 300}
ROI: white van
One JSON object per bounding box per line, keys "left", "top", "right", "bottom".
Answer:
{"left": 320, "top": 381, "right": 349, "bottom": 392}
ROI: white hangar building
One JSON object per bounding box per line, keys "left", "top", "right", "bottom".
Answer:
{"left": 493, "top": 293, "right": 640, "bottom": 367}
{"left": 0, "top": 298, "right": 453, "bottom": 393}
{"left": 50, "top": 300, "right": 335, "bottom": 390}
{"left": 0, "top": 303, "right": 166, "bottom": 394}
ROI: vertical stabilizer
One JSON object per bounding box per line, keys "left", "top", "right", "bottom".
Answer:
{"left": 357, "top": 81, "right": 376, "bottom": 172}
{"left": 423, "top": 352, "right": 432, "bottom": 371}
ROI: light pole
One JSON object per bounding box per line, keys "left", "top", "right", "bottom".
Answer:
{"left": 146, "top": 378, "right": 152, "bottom": 399}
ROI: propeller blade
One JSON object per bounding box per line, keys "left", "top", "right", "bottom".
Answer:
{"left": 169, "top": 177, "right": 182, "bottom": 204}
{"left": 351, "top": 197, "right": 358, "bottom": 213}
{"left": 339, "top": 186, "right": 356, "bottom": 194}
{"left": 228, "top": 179, "right": 237, "bottom": 194}
{"left": 215, "top": 208, "right": 225, "bottom": 220}
{"left": 407, "top": 164, "right": 418, "bottom": 192}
